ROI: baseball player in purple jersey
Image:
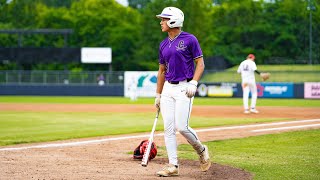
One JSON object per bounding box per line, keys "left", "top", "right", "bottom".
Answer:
{"left": 154, "top": 7, "right": 211, "bottom": 177}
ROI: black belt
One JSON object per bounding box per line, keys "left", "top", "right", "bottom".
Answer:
{"left": 168, "top": 78, "right": 192, "bottom": 84}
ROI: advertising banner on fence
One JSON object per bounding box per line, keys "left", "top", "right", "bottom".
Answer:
{"left": 197, "top": 83, "right": 238, "bottom": 97}
{"left": 196, "top": 82, "right": 295, "bottom": 98}
{"left": 124, "top": 71, "right": 157, "bottom": 98}
{"left": 257, "top": 83, "right": 294, "bottom": 98}
{"left": 304, "top": 82, "right": 320, "bottom": 99}
{"left": 123, "top": 77, "right": 297, "bottom": 99}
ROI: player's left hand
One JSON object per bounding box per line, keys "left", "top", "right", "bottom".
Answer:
{"left": 154, "top": 93, "right": 161, "bottom": 110}
{"left": 186, "top": 80, "right": 198, "bottom": 98}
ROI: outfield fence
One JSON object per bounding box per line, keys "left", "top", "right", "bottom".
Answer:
{"left": 0, "top": 70, "right": 319, "bottom": 98}
{"left": 0, "top": 70, "right": 124, "bottom": 85}
{"left": 0, "top": 70, "right": 319, "bottom": 85}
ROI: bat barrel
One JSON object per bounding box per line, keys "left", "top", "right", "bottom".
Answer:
{"left": 140, "top": 109, "right": 160, "bottom": 167}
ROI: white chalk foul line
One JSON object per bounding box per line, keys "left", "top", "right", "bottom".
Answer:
{"left": 195, "top": 119, "right": 320, "bottom": 133}
{"left": 1, "top": 119, "right": 319, "bottom": 151}
{"left": 0, "top": 134, "right": 156, "bottom": 151}
{"left": 252, "top": 124, "right": 320, "bottom": 132}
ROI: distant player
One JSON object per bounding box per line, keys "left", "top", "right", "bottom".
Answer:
{"left": 237, "top": 54, "right": 260, "bottom": 114}
{"left": 97, "top": 74, "right": 105, "bottom": 86}
{"left": 154, "top": 7, "right": 211, "bottom": 177}
{"left": 128, "top": 77, "right": 138, "bottom": 101}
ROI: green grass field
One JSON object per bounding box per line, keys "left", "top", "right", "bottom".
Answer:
{"left": 0, "top": 96, "right": 319, "bottom": 179}
{"left": 178, "top": 130, "right": 320, "bottom": 180}
{"left": 0, "top": 96, "right": 319, "bottom": 146}
{"left": 202, "top": 65, "right": 320, "bottom": 83}
{"left": 1, "top": 96, "right": 320, "bottom": 107}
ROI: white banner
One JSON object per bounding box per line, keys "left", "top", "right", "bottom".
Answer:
{"left": 81, "top": 47, "right": 112, "bottom": 63}
{"left": 124, "top": 71, "right": 158, "bottom": 98}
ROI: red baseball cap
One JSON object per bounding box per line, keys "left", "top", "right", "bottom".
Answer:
{"left": 247, "top": 54, "right": 255, "bottom": 59}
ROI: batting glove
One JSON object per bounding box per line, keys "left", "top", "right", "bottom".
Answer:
{"left": 186, "top": 80, "right": 198, "bottom": 98}
{"left": 155, "top": 93, "right": 161, "bottom": 110}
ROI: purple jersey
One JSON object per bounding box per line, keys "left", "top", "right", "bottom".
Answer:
{"left": 158, "top": 32, "right": 203, "bottom": 82}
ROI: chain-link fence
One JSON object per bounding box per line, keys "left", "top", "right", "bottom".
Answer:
{"left": 0, "top": 70, "right": 319, "bottom": 85}
{"left": 0, "top": 70, "right": 124, "bottom": 85}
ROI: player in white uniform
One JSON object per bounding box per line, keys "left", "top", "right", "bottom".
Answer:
{"left": 237, "top": 54, "right": 260, "bottom": 114}
{"left": 154, "top": 7, "right": 211, "bottom": 177}
{"left": 128, "top": 77, "right": 138, "bottom": 101}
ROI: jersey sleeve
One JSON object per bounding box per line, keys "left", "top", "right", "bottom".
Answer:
{"left": 190, "top": 35, "right": 203, "bottom": 60}
{"left": 158, "top": 46, "right": 164, "bottom": 65}
{"left": 251, "top": 61, "right": 257, "bottom": 71}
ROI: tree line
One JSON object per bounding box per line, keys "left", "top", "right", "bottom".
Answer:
{"left": 0, "top": 0, "right": 319, "bottom": 71}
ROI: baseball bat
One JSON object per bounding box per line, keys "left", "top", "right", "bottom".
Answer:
{"left": 141, "top": 109, "right": 160, "bottom": 167}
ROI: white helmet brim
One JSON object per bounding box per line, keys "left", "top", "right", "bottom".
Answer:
{"left": 156, "top": 14, "right": 172, "bottom": 19}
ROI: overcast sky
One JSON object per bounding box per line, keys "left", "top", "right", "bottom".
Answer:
{"left": 116, "top": 0, "right": 128, "bottom": 6}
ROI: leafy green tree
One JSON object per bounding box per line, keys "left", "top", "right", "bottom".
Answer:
{"left": 0, "top": 0, "right": 143, "bottom": 70}
{"left": 128, "top": 0, "right": 151, "bottom": 9}
{"left": 210, "top": 0, "right": 267, "bottom": 64}
{"left": 0, "top": 0, "right": 319, "bottom": 71}
{"left": 1, "top": 0, "right": 39, "bottom": 28}
{"left": 208, "top": 0, "right": 318, "bottom": 65}
{"left": 39, "top": 0, "right": 77, "bottom": 8}
{"left": 68, "top": 0, "right": 142, "bottom": 70}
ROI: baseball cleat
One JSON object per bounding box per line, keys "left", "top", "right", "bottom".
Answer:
{"left": 199, "top": 145, "right": 211, "bottom": 172}
{"left": 244, "top": 109, "right": 250, "bottom": 114}
{"left": 250, "top": 108, "right": 259, "bottom": 114}
{"left": 156, "top": 164, "right": 179, "bottom": 177}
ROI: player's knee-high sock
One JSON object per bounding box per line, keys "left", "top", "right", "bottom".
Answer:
{"left": 243, "top": 86, "right": 250, "bottom": 110}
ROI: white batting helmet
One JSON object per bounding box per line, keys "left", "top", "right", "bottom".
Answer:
{"left": 156, "top": 7, "right": 184, "bottom": 28}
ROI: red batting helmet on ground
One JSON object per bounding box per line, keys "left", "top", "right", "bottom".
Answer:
{"left": 133, "top": 140, "right": 157, "bottom": 160}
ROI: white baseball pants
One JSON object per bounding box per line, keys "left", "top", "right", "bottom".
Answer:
{"left": 242, "top": 81, "right": 257, "bottom": 110}
{"left": 160, "top": 80, "right": 204, "bottom": 166}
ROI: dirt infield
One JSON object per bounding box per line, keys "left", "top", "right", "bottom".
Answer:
{"left": 1, "top": 103, "right": 320, "bottom": 119}
{"left": 1, "top": 103, "right": 320, "bottom": 179}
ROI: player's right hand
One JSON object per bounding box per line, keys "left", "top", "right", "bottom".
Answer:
{"left": 155, "top": 93, "right": 161, "bottom": 110}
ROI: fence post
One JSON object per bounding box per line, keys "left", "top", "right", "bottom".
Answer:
{"left": 5, "top": 71, "right": 8, "bottom": 84}
{"left": 44, "top": 71, "right": 47, "bottom": 84}
{"left": 18, "top": 71, "right": 21, "bottom": 84}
